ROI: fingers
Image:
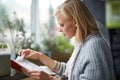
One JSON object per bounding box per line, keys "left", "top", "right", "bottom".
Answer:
{"left": 18, "top": 49, "right": 30, "bottom": 56}
{"left": 22, "top": 68, "right": 30, "bottom": 76}
{"left": 18, "top": 49, "right": 23, "bottom": 56}
{"left": 28, "top": 70, "right": 41, "bottom": 76}
{"left": 23, "top": 70, "right": 51, "bottom": 80}
{"left": 26, "top": 70, "right": 41, "bottom": 80}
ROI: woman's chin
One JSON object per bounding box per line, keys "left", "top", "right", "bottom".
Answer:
{"left": 63, "top": 34, "right": 72, "bottom": 39}
{"left": 65, "top": 36, "right": 71, "bottom": 39}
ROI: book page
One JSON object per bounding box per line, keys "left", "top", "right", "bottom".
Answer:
{"left": 10, "top": 55, "right": 55, "bottom": 75}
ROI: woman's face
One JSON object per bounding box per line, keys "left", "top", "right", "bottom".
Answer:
{"left": 56, "top": 13, "right": 76, "bottom": 39}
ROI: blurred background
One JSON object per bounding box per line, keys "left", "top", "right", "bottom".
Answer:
{"left": 0, "top": 0, "right": 120, "bottom": 80}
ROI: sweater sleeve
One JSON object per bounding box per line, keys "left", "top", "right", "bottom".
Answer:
{"left": 54, "top": 62, "right": 67, "bottom": 76}
{"left": 79, "top": 38, "right": 112, "bottom": 80}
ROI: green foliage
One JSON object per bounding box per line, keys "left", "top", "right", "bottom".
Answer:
{"left": 0, "top": 12, "right": 41, "bottom": 53}
{"left": 42, "top": 34, "right": 74, "bottom": 54}
{"left": 0, "top": 12, "right": 25, "bottom": 53}
{"left": 42, "top": 34, "right": 57, "bottom": 53}
{"left": 30, "top": 42, "right": 41, "bottom": 51}
{"left": 0, "top": 43, "right": 7, "bottom": 49}
{"left": 55, "top": 35, "right": 74, "bottom": 54}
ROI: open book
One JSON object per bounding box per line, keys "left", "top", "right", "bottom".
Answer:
{"left": 10, "top": 55, "right": 55, "bottom": 75}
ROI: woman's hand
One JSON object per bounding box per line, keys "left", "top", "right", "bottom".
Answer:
{"left": 18, "top": 49, "right": 42, "bottom": 60}
{"left": 18, "top": 49, "right": 57, "bottom": 73}
{"left": 22, "top": 68, "right": 56, "bottom": 80}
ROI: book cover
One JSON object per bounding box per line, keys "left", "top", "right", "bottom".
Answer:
{"left": 10, "top": 59, "right": 25, "bottom": 72}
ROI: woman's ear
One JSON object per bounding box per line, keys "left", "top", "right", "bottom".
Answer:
{"left": 72, "top": 18, "right": 77, "bottom": 27}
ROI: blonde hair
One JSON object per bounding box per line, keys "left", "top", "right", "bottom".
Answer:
{"left": 55, "top": 0, "right": 99, "bottom": 43}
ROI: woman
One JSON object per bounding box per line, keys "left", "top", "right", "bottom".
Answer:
{"left": 19, "top": 0, "right": 116, "bottom": 80}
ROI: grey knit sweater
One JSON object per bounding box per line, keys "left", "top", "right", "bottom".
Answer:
{"left": 56, "top": 33, "right": 116, "bottom": 80}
